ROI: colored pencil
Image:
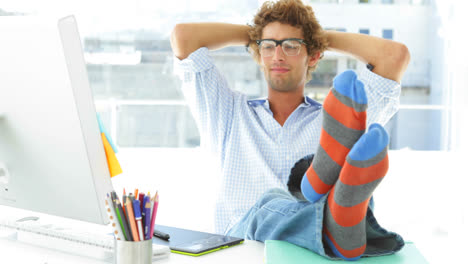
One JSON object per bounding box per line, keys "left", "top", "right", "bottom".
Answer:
{"left": 143, "top": 195, "right": 152, "bottom": 240}
{"left": 149, "top": 191, "right": 159, "bottom": 238}
{"left": 113, "top": 192, "right": 131, "bottom": 241}
{"left": 125, "top": 196, "right": 140, "bottom": 241}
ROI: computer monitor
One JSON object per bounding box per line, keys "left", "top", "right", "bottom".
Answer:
{"left": 0, "top": 15, "right": 114, "bottom": 225}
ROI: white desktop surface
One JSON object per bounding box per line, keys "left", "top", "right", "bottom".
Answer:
{"left": 0, "top": 237, "right": 264, "bottom": 264}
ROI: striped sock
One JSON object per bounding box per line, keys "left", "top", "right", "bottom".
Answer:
{"left": 301, "top": 70, "right": 367, "bottom": 203}
{"left": 323, "top": 123, "right": 389, "bottom": 260}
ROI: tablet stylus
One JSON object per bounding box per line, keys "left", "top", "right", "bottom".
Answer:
{"left": 154, "top": 229, "right": 170, "bottom": 240}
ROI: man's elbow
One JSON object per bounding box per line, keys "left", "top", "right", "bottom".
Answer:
{"left": 171, "top": 24, "right": 192, "bottom": 60}
{"left": 379, "top": 42, "right": 411, "bottom": 82}
{"left": 393, "top": 43, "right": 411, "bottom": 73}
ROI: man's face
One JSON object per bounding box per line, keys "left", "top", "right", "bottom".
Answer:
{"left": 260, "top": 22, "right": 314, "bottom": 94}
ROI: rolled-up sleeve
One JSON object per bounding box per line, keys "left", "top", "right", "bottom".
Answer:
{"left": 358, "top": 68, "right": 401, "bottom": 126}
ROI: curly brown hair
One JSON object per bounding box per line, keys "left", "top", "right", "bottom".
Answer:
{"left": 248, "top": 0, "right": 328, "bottom": 81}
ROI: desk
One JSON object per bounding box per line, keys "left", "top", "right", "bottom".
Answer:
{"left": 0, "top": 237, "right": 264, "bottom": 264}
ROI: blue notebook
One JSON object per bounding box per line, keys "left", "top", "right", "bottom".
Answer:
{"left": 265, "top": 240, "right": 428, "bottom": 264}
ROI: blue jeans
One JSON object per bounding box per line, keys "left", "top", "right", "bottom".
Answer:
{"left": 227, "top": 188, "right": 405, "bottom": 259}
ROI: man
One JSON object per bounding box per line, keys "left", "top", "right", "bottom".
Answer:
{"left": 171, "top": 0, "right": 410, "bottom": 260}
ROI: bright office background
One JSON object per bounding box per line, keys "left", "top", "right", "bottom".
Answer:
{"left": 2, "top": 0, "right": 468, "bottom": 263}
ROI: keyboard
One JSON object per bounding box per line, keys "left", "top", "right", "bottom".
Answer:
{"left": 0, "top": 217, "right": 170, "bottom": 262}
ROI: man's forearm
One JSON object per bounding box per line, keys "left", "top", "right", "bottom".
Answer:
{"left": 171, "top": 23, "right": 250, "bottom": 60}
{"left": 325, "top": 30, "right": 410, "bottom": 82}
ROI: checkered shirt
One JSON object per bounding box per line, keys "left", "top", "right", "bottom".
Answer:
{"left": 173, "top": 47, "right": 400, "bottom": 234}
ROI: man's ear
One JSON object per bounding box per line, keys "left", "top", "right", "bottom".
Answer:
{"left": 308, "top": 51, "right": 321, "bottom": 67}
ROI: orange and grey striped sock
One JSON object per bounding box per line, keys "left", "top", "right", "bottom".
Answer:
{"left": 323, "top": 123, "right": 389, "bottom": 260}
{"left": 301, "top": 70, "right": 367, "bottom": 203}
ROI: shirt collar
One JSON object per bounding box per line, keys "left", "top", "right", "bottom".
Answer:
{"left": 302, "top": 96, "right": 322, "bottom": 109}
{"left": 247, "top": 96, "right": 321, "bottom": 109}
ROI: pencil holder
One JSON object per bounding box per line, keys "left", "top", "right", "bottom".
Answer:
{"left": 114, "top": 239, "right": 153, "bottom": 264}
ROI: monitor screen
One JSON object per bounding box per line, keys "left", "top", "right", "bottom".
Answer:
{"left": 0, "top": 16, "right": 114, "bottom": 225}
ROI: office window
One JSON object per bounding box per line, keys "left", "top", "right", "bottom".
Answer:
{"left": 306, "top": 59, "right": 338, "bottom": 102}
{"left": 359, "top": 29, "right": 370, "bottom": 35}
{"left": 117, "top": 105, "right": 200, "bottom": 147}
{"left": 76, "top": 4, "right": 260, "bottom": 148}
{"left": 347, "top": 58, "right": 357, "bottom": 70}
{"left": 383, "top": 29, "right": 394, "bottom": 39}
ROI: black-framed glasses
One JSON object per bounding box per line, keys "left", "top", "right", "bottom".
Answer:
{"left": 256, "top": 38, "right": 307, "bottom": 57}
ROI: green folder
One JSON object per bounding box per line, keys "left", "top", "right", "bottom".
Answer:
{"left": 264, "top": 240, "right": 428, "bottom": 264}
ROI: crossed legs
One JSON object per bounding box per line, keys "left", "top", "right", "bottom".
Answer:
{"left": 301, "top": 70, "right": 390, "bottom": 260}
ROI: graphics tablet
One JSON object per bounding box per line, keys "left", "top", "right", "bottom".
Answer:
{"left": 151, "top": 224, "right": 244, "bottom": 256}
